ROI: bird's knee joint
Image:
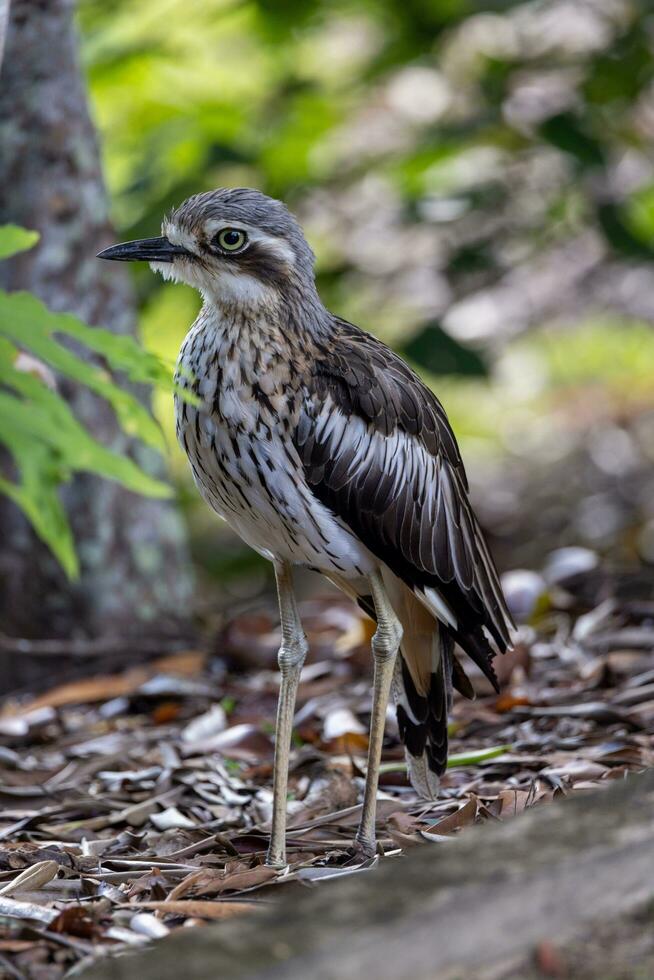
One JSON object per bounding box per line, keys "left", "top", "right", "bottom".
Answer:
{"left": 277, "top": 634, "right": 308, "bottom": 673}
{"left": 372, "top": 620, "right": 403, "bottom": 661}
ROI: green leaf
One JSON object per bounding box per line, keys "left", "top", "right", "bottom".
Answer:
{"left": 0, "top": 337, "right": 172, "bottom": 578}
{"left": 0, "top": 290, "right": 166, "bottom": 451}
{"left": 0, "top": 437, "right": 79, "bottom": 580}
{"left": 0, "top": 286, "right": 174, "bottom": 577}
{"left": 446, "top": 745, "right": 512, "bottom": 768}
{"left": 0, "top": 377, "right": 171, "bottom": 500}
{"left": 378, "top": 744, "right": 511, "bottom": 776}
{"left": 56, "top": 314, "right": 174, "bottom": 389}
{"left": 0, "top": 225, "right": 40, "bottom": 259}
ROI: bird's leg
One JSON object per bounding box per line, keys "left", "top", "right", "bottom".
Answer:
{"left": 266, "top": 561, "right": 308, "bottom": 868}
{"left": 355, "top": 570, "right": 403, "bottom": 856}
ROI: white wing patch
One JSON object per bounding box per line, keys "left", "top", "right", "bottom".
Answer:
{"left": 302, "top": 402, "right": 488, "bottom": 629}
{"left": 422, "top": 587, "right": 458, "bottom": 631}
{"left": 314, "top": 405, "right": 462, "bottom": 630}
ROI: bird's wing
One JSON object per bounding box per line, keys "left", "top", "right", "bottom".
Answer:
{"left": 294, "top": 319, "right": 514, "bottom": 689}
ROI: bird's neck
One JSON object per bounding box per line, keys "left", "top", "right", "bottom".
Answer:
{"left": 201, "top": 280, "right": 330, "bottom": 348}
{"left": 199, "top": 302, "right": 294, "bottom": 365}
{"left": 179, "top": 301, "right": 310, "bottom": 431}
{"left": 199, "top": 272, "right": 330, "bottom": 340}
{"left": 188, "top": 296, "right": 318, "bottom": 397}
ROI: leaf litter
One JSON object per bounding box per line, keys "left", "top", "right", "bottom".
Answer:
{"left": 0, "top": 559, "right": 652, "bottom": 977}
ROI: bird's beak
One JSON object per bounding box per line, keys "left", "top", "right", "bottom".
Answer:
{"left": 97, "top": 236, "right": 190, "bottom": 263}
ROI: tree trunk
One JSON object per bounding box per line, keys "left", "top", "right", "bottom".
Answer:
{"left": 0, "top": 0, "right": 193, "bottom": 658}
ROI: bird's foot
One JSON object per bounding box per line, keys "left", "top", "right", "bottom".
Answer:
{"left": 350, "top": 834, "right": 377, "bottom": 861}
{"left": 264, "top": 849, "right": 288, "bottom": 870}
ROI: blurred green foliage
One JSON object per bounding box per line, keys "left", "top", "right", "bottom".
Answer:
{"left": 0, "top": 226, "right": 174, "bottom": 577}
{"left": 75, "top": 0, "right": 654, "bottom": 580}
{"left": 0, "top": 225, "right": 40, "bottom": 260}
{"left": 79, "top": 0, "right": 654, "bottom": 363}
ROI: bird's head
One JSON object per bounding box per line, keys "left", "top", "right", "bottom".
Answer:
{"left": 97, "top": 188, "right": 317, "bottom": 310}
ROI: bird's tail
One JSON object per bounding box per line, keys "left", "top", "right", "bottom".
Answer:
{"left": 380, "top": 576, "right": 454, "bottom": 799}
{"left": 393, "top": 630, "right": 453, "bottom": 799}
{"left": 327, "top": 570, "right": 456, "bottom": 799}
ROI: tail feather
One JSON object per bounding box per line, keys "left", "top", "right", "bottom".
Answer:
{"left": 393, "top": 631, "right": 454, "bottom": 800}
{"left": 451, "top": 651, "right": 475, "bottom": 700}
{"left": 376, "top": 570, "right": 457, "bottom": 800}
{"left": 327, "top": 570, "right": 474, "bottom": 800}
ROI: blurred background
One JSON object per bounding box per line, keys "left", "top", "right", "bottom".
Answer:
{"left": 83, "top": 0, "right": 654, "bottom": 595}
{"left": 2, "top": 0, "right": 654, "bottom": 661}
{"left": 2, "top": 5, "right": 654, "bottom": 966}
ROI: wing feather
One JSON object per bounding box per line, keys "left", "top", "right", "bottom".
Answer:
{"left": 295, "top": 319, "right": 514, "bottom": 686}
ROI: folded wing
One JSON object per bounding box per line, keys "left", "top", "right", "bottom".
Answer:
{"left": 294, "top": 319, "right": 514, "bottom": 689}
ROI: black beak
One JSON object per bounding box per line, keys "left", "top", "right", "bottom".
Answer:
{"left": 96, "top": 236, "right": 190, "bottom": 263}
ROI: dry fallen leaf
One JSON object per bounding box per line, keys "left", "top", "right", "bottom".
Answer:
{"left": 150, "top": 807, "right": 197, "bottom": 831}
{"left": 0, "top": 895, "right": 57, "bottom": 925}
{"left": 128, "top": 900, "right": 261, "bottom": 920}
{"left": 168, "top": 864, "right": 279, "bottom": 900}
{"left": 0, "top": 860, "right": 58, "bottom": 896}
{"left": 50, "top": 906, "right": 98, "bottom": 938}
{"left": 182, "top": 705, "right": 227, "bottom": 743}
{"left": 0, "top": 568, "right": 651, "bottom": 980}
{"left": 428, "top": 797, "right": 479, "bottom": 835}
{"left": 497, "top": 789, "right": 532, "bottom": 817}
{"left": 8, "top": 651, "right": 206, "bottom": 713}
{"left": 130, "top": 912, "right": 170, "bottom": 939}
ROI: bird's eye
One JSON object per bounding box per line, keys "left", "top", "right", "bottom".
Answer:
{"left": 215, "top": 228, "right": 247, "bottom": 252}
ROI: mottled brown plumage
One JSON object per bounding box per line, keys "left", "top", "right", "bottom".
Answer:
{"left": 98, "top": 187, "right": 514, "bottom": 862}
{"left": 294, "top": 317, "right": 513, "bottom": 780}
{"left": 301, "top": 319, "right": 512, "bottom": 666}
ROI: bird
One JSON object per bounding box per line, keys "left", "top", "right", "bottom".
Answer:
{"left": 98, "top": 188, "right": 514, "bottom": 867}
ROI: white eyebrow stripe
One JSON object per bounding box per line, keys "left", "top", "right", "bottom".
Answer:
{"left": 203, "top": 220, "right": 296, "bottom": 266}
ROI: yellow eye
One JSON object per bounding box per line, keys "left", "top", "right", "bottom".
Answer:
{"left": 216, "top": 228, "right": 247, "bottom": 252}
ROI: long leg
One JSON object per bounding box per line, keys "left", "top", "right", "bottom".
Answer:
{"left": 355, "top": 570, "right": 403, "bottom": 855}
{"left": 266, "top": 561, "right": 308, "bottom": 868}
